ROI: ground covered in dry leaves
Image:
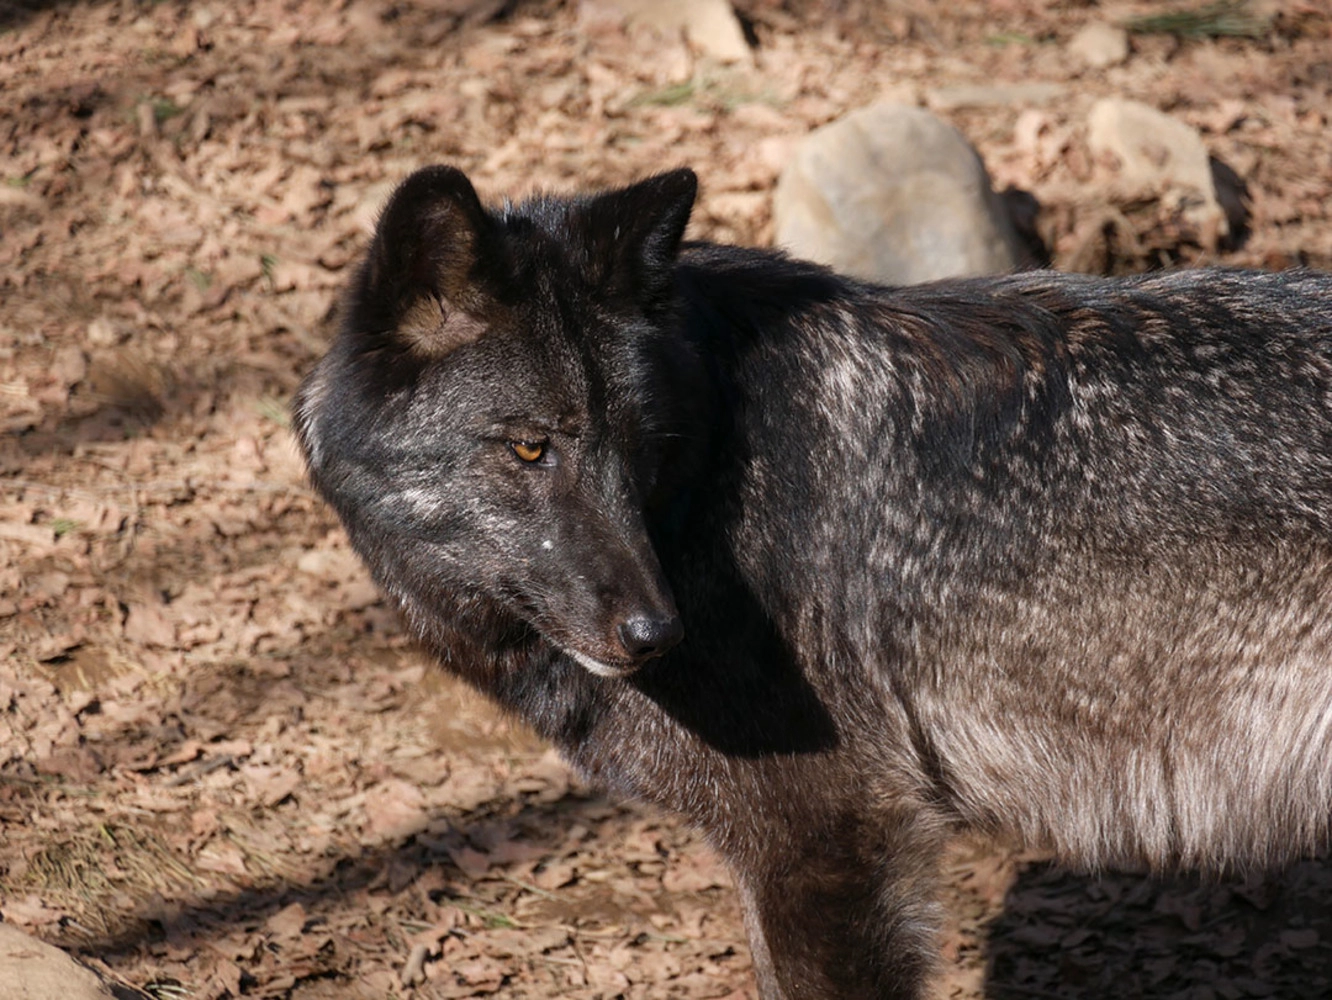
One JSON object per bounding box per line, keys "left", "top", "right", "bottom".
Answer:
{"left": 3, "top": 0, "right": 1332, "bottom": 997}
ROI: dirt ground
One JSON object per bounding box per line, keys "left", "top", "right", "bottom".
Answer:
{"left": 3, "top": 0, "right": 1332, "bottom": 997}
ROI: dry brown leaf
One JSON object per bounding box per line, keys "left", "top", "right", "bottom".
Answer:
{"left": 123, "top": 600, "right": 178, "bottom": 648}
{"left": 266, "top": 901, "right": 308, "bottom": 939}
{"left": 196, "top": 840, "right": 249, "bottom": 877}
{"left": 242, "top": 764, "right": 302, "bottom": 808}
{"left": 363, "top": 778, "right": 430, "bottom": 841}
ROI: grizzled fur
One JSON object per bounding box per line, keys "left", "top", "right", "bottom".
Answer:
{"left": 294, "top": 165, "right": 1332, "bottom": 999}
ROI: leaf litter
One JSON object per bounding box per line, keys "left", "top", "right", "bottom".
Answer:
{"left": 2, "top": 0, "right": 1332, "bottom": 996}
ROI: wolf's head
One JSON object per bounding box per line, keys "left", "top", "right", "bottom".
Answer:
{"left": 294, "top": 166, "right": 701, "bottom": 678}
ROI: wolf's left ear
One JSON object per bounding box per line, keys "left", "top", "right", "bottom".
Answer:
{"left": 580, "top": 168, "right": 698, "bottom": 306}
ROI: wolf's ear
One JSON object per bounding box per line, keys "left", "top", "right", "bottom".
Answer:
{"left": 579, "top": 168, "right": 698, "bottom": 307}
{"left": 351, "top": 166, "right": 499, "bottom": 356}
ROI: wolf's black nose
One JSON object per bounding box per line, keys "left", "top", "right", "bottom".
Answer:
{"left": 618, "top": 614, "right": 684, "bottom": 660}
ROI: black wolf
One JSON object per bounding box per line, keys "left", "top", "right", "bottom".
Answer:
{"left": 294, "top": 165, "right": 1332, "bottom": 999}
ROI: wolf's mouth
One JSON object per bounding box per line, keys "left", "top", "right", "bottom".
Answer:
{"left": 502, "top": 597, "right": 640, "bottom": 677}
{"left": 564, "top": 648, "right": 643, "bottom": 679}
{"left": 502, "top": 590, "right": 681, "bottom": 679}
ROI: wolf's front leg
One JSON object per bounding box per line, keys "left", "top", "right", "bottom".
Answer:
{"left": 732, "top": 814, "right": 945, "bottom": 1000}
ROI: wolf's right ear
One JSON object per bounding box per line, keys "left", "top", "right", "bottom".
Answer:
{"left": 578, "top": 168, "right": 698, "bottom": 308}
{"left": 350, "top": 166, "right": 499, "bottom": 357}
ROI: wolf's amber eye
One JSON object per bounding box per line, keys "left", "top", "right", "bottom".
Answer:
{"left": 510, "top": 441, "right": 546, "bottom": 463}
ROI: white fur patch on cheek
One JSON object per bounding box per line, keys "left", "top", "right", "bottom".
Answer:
{"left": 541, "top": 539, "right": 554, "bottom": 550}
{"left": 296, "top": 369, "right": 332, "bottom": 468}
{"left": 396, "top": 485, "right": 450, "bottom": 517}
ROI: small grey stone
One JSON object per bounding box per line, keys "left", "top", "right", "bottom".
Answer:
{"left": 1068, "top": 22, "right": 1130, "bottom": 70}
{"left": 1087, "top": 98, "right": 1227, "bottom": 240}
{"left": 773, "top": 102, "right": 1029, "bottom": 286}
{"left": 925, "top": 82, "right": 1065, "bottom": 111}
{"left": 613, "top": 0, "right": 752, "bottom": 65}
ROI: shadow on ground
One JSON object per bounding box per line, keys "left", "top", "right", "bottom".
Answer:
{"left": 62, "top": 790, "right": 628, "bottom": 955}
{"left": 988, "top": 857, "right": 1332, "bottom": 998}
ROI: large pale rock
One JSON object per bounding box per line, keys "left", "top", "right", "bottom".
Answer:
{"left": 1087, "top": 98, "right": 1227, "bottom": 241}
{"left": 773, "top": 103, "right": 1028, "bottom": 285}
{"left": 0, "top": 922, "right": 150, "bottom": 1000}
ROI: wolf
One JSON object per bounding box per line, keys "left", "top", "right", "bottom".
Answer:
{"left": 293, "top": 164, "right": 1332, "bottom": 999}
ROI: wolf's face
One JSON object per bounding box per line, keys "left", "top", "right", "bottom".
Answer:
{"left": 295, "top": 167, "right": 701, "bottom": 677}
